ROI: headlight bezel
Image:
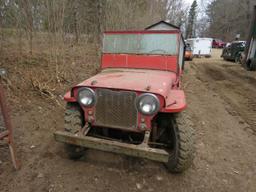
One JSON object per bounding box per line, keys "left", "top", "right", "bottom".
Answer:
{"left": 77, "top": 87, "right": 96, "bottom": 107}
{"left": 136, "top": 93, "right": 160, "bottom": 116}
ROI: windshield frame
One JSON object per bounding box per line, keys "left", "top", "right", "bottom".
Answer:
{"left": 103, "top": 31, "right": 179, "bottom": 56}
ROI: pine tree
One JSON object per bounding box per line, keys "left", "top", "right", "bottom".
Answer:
{"left": 186, "top": 0, "right": 198, "bottom": 39}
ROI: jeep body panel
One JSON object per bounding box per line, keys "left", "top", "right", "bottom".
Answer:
{"left": 75, "top": 68, "right": 177, "bottom": 97}
{"left": 102, "top": 54, "right": 178, "bottom": 72}
{"left": 64, "top": 68, "right": 186, "bottom": 113}
{"left": 102, "top": 31, "right": 185, "bottom": 73}
{"left": 55, "top": 23, "right": 195, "bottom": 171}
{"left": 64, "top": 29, "right": 186, "bottom": 130}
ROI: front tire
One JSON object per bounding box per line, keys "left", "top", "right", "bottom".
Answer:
{"left": 156, "top": 113, "right": 195, "bottom": 173}
{"left": 165, "top": 113, "right": 195, "bottom": 173}
{"left": 64, "top": 103, "right": 85, "bottom": 160}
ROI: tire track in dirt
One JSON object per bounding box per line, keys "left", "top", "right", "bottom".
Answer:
{"left": 183, "top": 57, "right": 256, "bottom": 192}
{"left": 191, "top": 57, "right": 256, "bottom": 135}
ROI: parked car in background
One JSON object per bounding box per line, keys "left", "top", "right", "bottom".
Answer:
{"left": 185, "top": 43, "right": 193, "bottom": 61}
{"left": 186, "top": 38, "right": 213, "bottom": 58}
{"left": 221, "top": 41, "right": 246, "bottom": 63}
{"left": 212, "top": 39, "right": 226, "bottom": 48}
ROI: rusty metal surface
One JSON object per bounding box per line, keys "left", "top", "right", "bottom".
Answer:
{"left": 0, "top": 82, "right": 20, "bottom": 170}
{"left": 94, "top": 88, "right": 137, "bottom": 130}
{"left": 54, "top": 131, "right": 169, "bottom": 163}
{"left": 75, "top": 68, "right": 176, "bottom": 98}
{"left": 0, "top": 130, "right": 9, "bottom": 138}
{"left": 0, "top": 85, "right": 12, "bottom": 141}
{"left": 0, "top": 107, "right": 5, "bottom": 133}
{"left": 0, "top": 84, "right": 9, "bottom": 140}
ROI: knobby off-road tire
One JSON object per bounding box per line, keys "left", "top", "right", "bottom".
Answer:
{"left": 64, "top": 103, "right": 85, "bottom": 160}
{"left": 165, "top": 113, "right": 195, "bottom": 173}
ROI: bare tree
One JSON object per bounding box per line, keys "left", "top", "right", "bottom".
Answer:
{"left": 206, "top": 0, "right": 255, "bottom": 41}
{"left": 19, "top": 0, "right": 34, "bottom": 54}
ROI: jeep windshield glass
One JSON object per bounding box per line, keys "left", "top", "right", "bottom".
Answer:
{"left": 103, "top": 34, "right": 177, "bottom": 55}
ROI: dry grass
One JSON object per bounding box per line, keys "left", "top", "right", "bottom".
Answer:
{"left": 0, "top": 30, "right": 100, "bottom": 107}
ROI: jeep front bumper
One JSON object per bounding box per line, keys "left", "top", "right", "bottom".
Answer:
{"left": 54, "top": 131, "right": 169, "bottom": 163}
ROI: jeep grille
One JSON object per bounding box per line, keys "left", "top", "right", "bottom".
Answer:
{"left": 95, "top": 89, "right": 137, "bottom": 130}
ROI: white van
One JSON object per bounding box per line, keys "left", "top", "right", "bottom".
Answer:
{"left": 186, "top": 38, "right": 213, "bottom": 57}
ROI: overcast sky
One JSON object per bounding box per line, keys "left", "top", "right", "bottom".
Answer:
{"left": 184, "top": 0, "right": 211, "bottom": 8}
{"left": 184, "top": 0, "right": 211, "bottom": 17}
{"left": 184, "top": 0, "right": 195, "bottom": 6}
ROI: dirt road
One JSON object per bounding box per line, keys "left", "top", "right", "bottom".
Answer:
{"left": 0, "top": 49, "right": 256, "bottom": 192}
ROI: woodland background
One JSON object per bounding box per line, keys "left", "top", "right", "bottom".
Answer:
{"left": 0, "top": 0, "right": 255, "bottom": 55}
{"left": 0, "top": 0, "right": 255, "bottom": 82}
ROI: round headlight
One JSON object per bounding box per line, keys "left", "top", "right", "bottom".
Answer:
{"left": 77, "top": 88, "right": 96, "bottom": 107}
{"left": 136, "top": 93, "right": 160, "bottom": 115}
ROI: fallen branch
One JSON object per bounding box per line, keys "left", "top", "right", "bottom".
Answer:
{"left": 30, "top": 77, "right": 63, "bottom": 108}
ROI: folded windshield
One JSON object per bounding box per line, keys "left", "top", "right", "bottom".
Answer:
{"left": 103, "top": 33, "right": 178, "bottom": 55}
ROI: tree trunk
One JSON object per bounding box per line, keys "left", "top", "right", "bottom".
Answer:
{"left": 74, "top": 0, "right": 79, "bottom": 44}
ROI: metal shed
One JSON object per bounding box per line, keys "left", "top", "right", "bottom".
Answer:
{"left": 145, "top": 21, "right": 180, "bottom": 31}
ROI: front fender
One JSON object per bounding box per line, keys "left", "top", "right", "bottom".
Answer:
{"left": 64, "top": 91, "right": 76, "bottom": 102}
{"left": 160, "top": 90, "right": 187, "bottom": 113}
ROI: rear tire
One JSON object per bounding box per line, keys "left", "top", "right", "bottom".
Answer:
{"left": 64, "top": 103, "right": 85, "bottom": 160}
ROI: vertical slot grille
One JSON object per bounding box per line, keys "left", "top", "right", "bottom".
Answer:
{"left": 95, "top": 89, "right": 137, "bottom": 130}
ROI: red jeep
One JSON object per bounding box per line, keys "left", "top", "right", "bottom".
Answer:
{"left": 54, "top": 27, "right": 195, "bottom": 173}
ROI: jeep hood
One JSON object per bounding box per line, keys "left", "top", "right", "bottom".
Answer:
{"left": 75, "top": 68, "right": 177, "bottom": 98}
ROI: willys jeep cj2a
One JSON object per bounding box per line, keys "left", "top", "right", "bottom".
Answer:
{"left": 54, "top": 22, "right": 195, "bottom": 173}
